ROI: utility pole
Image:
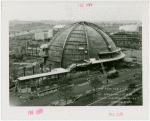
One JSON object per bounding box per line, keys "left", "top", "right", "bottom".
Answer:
{"left": 23, "top": 67, "right": 26, "bottom": 76}
{"left": 100, "top": 62, "right": 107, "bottom": 77}
{"left": 33, "top": 66, "right": 34, "bottom": 75}
{"left": 49, "top": 63, "right": 52, "bottom": 72}
{"left": 36, "top": 44, "right": 37, "bottom": 57}
{"left": 42, "top": 64, "right": 43, "bottom": 73}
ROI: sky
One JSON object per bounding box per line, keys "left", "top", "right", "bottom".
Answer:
{"left": 2, "top": 1, "right": 143, "bottom": 21}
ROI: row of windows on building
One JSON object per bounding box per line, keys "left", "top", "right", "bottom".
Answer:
{"left": 114, "top": 40, "right": 142, "bottom": 45}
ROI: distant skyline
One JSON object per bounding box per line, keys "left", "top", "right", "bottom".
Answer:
{"left": 3, "top": 1, "right": 143, "bottom": 22}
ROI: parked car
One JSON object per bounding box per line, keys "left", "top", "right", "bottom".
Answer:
{"left": 107, "top": 70, "right": 119, "bottom": 78}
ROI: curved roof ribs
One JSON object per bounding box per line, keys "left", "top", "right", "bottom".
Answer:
{"left": 47, "top": 23, "right": 75, "bottom": 47}
{"left": 84, "top": 21, "right": 110, "bottom": 35}
{"left": 82, "top": 22, "right": 90, "bottom": 60}
{"left": 60, "top": 23, "right": 78, "bottom": 67}
{"left": 85, "top": 21, "right": 116, "bottom": 44}
{"left": 84, "top": 21, "right": 112, "bottom": 52}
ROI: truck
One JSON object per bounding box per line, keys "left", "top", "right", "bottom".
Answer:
{"left": 107, "top": 70, "right": 119, "bottom": 79}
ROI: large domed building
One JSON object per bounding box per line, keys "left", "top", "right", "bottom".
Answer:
{"left": 40, "top": 21, "right": 125, "bottom": 69}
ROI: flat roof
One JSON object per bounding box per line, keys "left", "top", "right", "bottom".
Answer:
{"left": 26, "top": 47, "right": 40, "bottom": 50}
{"left": 18, "top": 68, "right": 69, "bottom": 81}
{"left": 40, "top": 44, "right": 48, "bottom": 48}
{"left": 53, "top": 25, "right": 66, "bottom": 29}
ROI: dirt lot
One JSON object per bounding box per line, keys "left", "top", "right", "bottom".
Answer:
{"left": 123, "top": 49, "right": 142, "bottom": 62}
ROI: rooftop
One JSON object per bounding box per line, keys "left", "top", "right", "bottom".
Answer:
{"left": 53, "top": 25, "right": 66, "bottom": 29}
{"left": 47, "top": 21, "right": 124, "bottom": 68}
{"left": 18, "top": 68, "right": 69, "bottom": 81}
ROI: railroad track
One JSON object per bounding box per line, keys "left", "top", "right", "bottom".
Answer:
{"left": 108, "top": 86, "right": 142, "bottom": 106}
{"left": 87, "top": 85, "right": 142, "bottom": 106}
{"left": 72, "top": 73, "right": 141, "bottom": 106}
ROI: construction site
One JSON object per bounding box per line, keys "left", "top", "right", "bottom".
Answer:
{"left": 9, "top": 21, "right": 142, "bottom": 106}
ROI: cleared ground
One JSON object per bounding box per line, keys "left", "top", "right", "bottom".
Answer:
{"left": 9, "top": 66, "right": 142, "bottom": 106}
{"left": 123, "top": 49, "right": 142, "bottom": 62}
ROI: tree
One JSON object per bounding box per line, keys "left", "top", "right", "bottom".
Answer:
{"left": 13, "top": 45, "right": 26, "bottom": 61}
{"left": 11, "top": 67, "right": 18, "bottom": 80}
{"left": 58, "top": 77, "right": 74, "bottom": 106}
{"left": 9, "top": 65, "right": 19, "bottom": 86}
{"left": 90, "top": 77, "right": 103, "bottom": 93}
{"left": 20, "top": 45, "right": 26, "bottom": 60}
{"left": 90, "top": 77, "right": 103, "bottom": 102}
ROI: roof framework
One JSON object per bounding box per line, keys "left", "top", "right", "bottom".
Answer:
{"left": 47, "top": 21, "right": 120, "bottom": 68}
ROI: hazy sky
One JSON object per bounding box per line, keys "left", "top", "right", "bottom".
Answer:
{"left": 2, "top": 1, "right": 143, "bottom": 21}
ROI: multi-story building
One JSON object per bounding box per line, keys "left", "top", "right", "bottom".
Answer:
{"left": 35, "top": 32, "right": 45, "bottom": 41}
{"left": 119, "top": 25, "right": 139, "bottom": 32}
{"left": 34, "top": 29, "right": 53, "bottom": 41}
{"left": 110, "top": 32, "right": 142, "bottom": 45}
{"left": 48, "top": 29, "right": 53, "bottom": 38}
{"left": 119, "top": 22, "right": 142, "bottom": 35}
{"left": 111, "top": 22, "right": 142, "bottom": 45}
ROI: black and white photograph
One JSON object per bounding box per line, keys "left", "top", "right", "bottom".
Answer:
{"left": 1, "top": 1, "right": 149, "bottom": 120}
{"left": 9, "top": 2, "right": 143, "bottom": 106}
